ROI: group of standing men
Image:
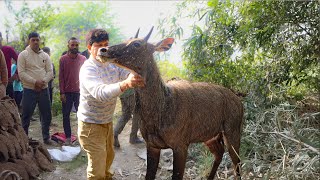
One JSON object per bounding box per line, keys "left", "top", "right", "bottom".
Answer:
{"left": 0, "top": 31, "right": 87, "bottom": 145}
{"left": 1, "top": 32, "right": 55, "bottom": 143}
{"left": 20, "top": 33, "right": 88, "bottom": 145}
{"left": 0, "top": 29, "right": 145, "bottom": 179}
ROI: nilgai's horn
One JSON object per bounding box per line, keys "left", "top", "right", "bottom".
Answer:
{"left": 144, "top": 26, "right": 154, "bottom": 42}
{"left": 135, "top": 28, "right": 140, "bottom": 38}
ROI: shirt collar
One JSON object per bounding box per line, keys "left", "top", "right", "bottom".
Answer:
{"left": 90, "top": 57, "right": 110, "bottom": 67}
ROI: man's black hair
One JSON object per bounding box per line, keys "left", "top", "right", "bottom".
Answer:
{"left": 28, "top": 32, "right": 40, "bottom": 40}
{"left": 85, "top": 29, "right": 109, "bottom": 46}
{"left": 68, "top": 37, "right": 79, "bottom": 43}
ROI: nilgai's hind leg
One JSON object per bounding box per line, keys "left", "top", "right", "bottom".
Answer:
{"left": 223, "top": 132, "right": 241, "bottom": 180}
{"left": 172, "top": 146, "right": 188, "bottom": 180}
{"left": 146, "top": 146, "right": 161, "bottom": 180}
{"left": 205, "top": 132, "right": 224, "bottom": 180}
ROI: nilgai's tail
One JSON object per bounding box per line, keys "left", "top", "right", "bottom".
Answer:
{"left": 222, "top": 131, "right": 242, "bottom": 179}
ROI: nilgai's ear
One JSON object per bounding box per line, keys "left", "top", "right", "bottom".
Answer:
{"left": 154, "top": 38, "right": 174, "bottom": 52}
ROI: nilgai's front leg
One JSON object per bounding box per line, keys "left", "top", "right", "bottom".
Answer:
{"left": 172, "top": 146, "right": 188, "bottom": 180}
{"left": 146, "top": 146, "right": 161, "bottom": 180}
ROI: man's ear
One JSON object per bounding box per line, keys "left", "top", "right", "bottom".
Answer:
{"left": 87, "top": 44, "right": 92, "bottom": 54}
{"left": 154, "top": 38, "right": 174, "bottom": 52}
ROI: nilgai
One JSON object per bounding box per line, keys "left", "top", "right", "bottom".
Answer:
{"left": 98, "top": 27, "right": 244, "bottom": 180}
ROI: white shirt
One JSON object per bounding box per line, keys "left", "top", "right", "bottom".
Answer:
{"left": 77, "top": 58, "right": 129, "bottom": 124}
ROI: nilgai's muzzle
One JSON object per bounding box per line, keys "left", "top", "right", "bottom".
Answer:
{"left": 96, "top": 47, "right": 111, "bottom": 63}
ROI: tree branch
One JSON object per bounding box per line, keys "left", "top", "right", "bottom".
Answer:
{"left": 296, "top": 23, "right": 312, "bottom": 37}
{"left": 263, "top": 131, "right": 320, "bottom": 155}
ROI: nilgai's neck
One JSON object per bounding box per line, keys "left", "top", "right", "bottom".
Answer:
{"left": 136, "top": 58, "right": 168, "bottom": 117}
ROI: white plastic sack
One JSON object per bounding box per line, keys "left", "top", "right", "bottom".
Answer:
{"left": 47, "top": 146, "right": 81, "bottom": 162}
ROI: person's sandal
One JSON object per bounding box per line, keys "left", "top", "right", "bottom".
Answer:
{"left": 64, "top": 138, "right": 72, "bottom": 146}
{"left": 114, "top": 135, "right": 120, "bottom": 148}
{"left": 44, "top": 139, "right": 58, "bottom": 146}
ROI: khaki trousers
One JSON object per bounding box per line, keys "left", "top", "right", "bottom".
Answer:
{"left": 78, "top": 121, "right": 115, "bottom": 180}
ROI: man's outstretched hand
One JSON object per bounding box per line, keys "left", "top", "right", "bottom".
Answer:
{"left": 120, "top": 73, "right": 145, "bottom": 92}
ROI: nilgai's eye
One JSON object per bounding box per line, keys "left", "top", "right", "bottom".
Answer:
{"left": 133, "top": 42, "right": 141, "bottom": 48}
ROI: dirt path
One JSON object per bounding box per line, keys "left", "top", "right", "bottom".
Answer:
{"left": 28, "top": 104, "right": 198, "bottom": 179}
{"left": 30, "top": 118, "right": 147, "bottom": 180}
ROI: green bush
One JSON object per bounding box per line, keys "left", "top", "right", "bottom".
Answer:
{"left": 157, "top": 60, "right": 187, "bottom": 81}
{"left": 51, "top": 88, "right": 62, "bottom": 117}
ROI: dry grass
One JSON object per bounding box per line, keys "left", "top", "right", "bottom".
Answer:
{"left": 188, "top": 96, "right": 320, "bottom": 179}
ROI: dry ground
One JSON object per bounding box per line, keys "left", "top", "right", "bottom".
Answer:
{"left": 27, "top": 99, "right": 198, "bottom": 180}
{"left": 35, "top": 119, "right": 147, "bottom": 180}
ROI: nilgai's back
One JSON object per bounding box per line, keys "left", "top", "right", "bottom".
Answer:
{"left": 167, "top": 80, "right": 243, "bottom": 179}
{"left": 167, "top": 80, "right": 243, "bottom": 141}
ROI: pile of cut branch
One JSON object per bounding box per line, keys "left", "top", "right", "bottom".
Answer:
{"left": 188, "top": 97, "right": 320, "bottom": 179}
{"left": 0, "top": 97, "right": 54, "bottom": 180}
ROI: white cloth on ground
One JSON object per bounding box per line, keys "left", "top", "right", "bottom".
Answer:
{"left": 47, "top": 146, "right": 81, "bottom": 162}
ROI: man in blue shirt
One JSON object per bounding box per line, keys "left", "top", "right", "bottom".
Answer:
{"left": 11, "top": 61, "right": 23, "bottom": 110}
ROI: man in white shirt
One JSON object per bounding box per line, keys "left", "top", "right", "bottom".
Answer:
{"left": 78, "top": 29, "right": 144, "bottom": 180}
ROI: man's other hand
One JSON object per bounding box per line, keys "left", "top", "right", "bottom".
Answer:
{"left": 60, "top": 94, "right": 66, "bottom": 103}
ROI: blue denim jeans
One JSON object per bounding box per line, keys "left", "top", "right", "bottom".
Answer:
{"left": 14, "top": 91, "right": 23, "bottom": 107}
{"left": 62, "top": 92, "right": 80, "bottom": 138}
{"left": 22, "top": 88, "right": 52, "bottom": 141}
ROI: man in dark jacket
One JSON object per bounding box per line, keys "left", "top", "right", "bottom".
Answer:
{"left": 113, "top": 89, "right": 143, "bottom": 147}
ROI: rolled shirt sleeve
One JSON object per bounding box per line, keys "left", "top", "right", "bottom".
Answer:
{"left": 79, "top": 63, "right": 122, "bottom": 102}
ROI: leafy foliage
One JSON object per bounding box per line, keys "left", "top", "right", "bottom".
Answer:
{"left": 46, "top": 1, "right": 124, "bottom": 64}
{"left": 4, "top": 0, "right": 55, "bottom": 51}
{"left": 159, "top": 0, "right": 319, "bottom": 104}
{"left": 4, "top": 0, "right": 123, "bottom": 62}
{"left": 157, "top": 60, "right": 187, "bottom": 81}
{"left": 3, "top": 0, "right": 124, "bottom": 116}
{"left": 159, "top": 0, "right": 320, "bottom": 179}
